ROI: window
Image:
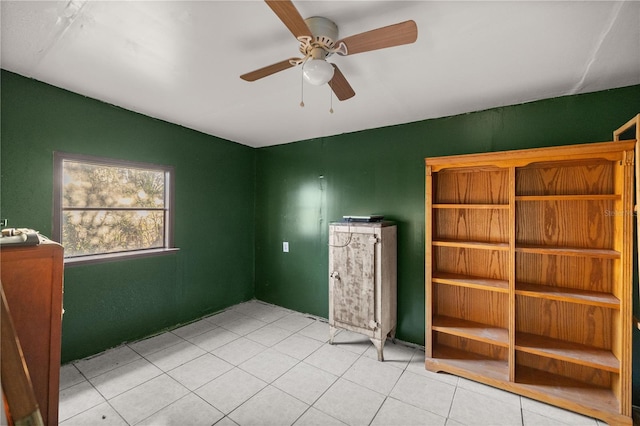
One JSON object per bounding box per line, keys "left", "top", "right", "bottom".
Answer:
{"left": 53, "top": 152, "right": 175, "bottom": 264}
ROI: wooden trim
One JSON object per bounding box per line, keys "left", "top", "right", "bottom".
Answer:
{"left": 425, "top": 140, "right": 635, "bottom": 171}
{"left": 508, "top": 166, "right": 516, "bottom": 382}
{"left": 621, "top": 145, "right": 635, "bottom": 415}
{"left": 613, "top": 114, "right": 640, "bottom": 141}
{"left": 612, "top": 115, "right": 640, "bottom": 332}
{"left": 425, "top": 165, "right": 434, "bottom": 358}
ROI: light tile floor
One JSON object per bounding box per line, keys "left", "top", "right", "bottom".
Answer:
{"left": 59, "top": 300, "right": 608, "bottom": 426}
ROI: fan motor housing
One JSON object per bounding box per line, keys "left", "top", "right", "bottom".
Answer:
{"left": 305, "top": 16, "right": 338, "bottom": 42}
{"left": 299, "top": 16, "right": 338, "bottom": 57}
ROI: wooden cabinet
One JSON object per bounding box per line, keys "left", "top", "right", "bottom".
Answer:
{"left": 329, "top": 221, "right": 397, "bottom": 361}
{"left": 1, "top": 240, "right": 64, "bottom": 426}
{"left": 425, "top": 140, "right": 635, "bottom": 425}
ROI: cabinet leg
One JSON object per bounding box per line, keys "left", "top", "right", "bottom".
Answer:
{"left": 370, "top": 337, "right": 386, "bottom": 361}
{"left": 388, "top": 326, "right": 397, "bottom": 344}
{"left": 329, "top": 326, "right": 338, "bottom": 345}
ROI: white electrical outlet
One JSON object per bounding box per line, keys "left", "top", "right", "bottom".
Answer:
{"left": 283, "top": 242, "right": 289, "bottom": 252}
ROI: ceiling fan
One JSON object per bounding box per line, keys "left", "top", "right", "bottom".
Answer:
{"left": 240, "top": 0, "right": 418, "bottom": 101}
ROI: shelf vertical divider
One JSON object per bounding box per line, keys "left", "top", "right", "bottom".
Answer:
{"left": 508, "top": 166, "right": 517, "bottom": 382}
{"left": 425, "top": 164, "right": 434, "bottom": 359}
{"left": 618, "top": 147, "right": 635, "bottom": 416}
{"left": 613, "top": 115, "right": 639, "bottom": 417}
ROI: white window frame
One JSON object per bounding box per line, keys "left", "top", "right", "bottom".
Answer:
{"left": 53, "top": 152, "right": 177, "bottom": 265}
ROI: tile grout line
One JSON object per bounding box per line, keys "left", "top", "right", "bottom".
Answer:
{"left": 195, "top": 312, "right": 332, "bottom": 425}
{"left": 446, "top": 384, "right": 459, "bottom": 424}
{"left": 225, "top": 316, "right": 335, "bottom": 425}
{"left": 62, "top": 300, "right": 603, "bottom": 426}
{"left": 61, "top": 302, "right": 411, "bottom": 425}
{"left": 63, "top": 363, "right": 131, "bottom": 425}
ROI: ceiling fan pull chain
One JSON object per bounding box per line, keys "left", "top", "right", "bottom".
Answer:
{"left": 300, "top": 62, "right": 305, "bottom": 107}
{"left": 329, "top": 82, "right": 334, "bottom": 114}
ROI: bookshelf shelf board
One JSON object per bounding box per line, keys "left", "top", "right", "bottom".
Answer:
{"left": 515, "top": 282, "right": 620, "bottom": 309}
{"left": 433, "top": 240, "right": 509, "bottom": 251}
{"left": 433, "top": 272, "right": 509, "bottom": 292}
{"left": 516, "top": 332, "right": 619, "bottom": 372}
{"left": 433, "top": 316, "right": 508, "bottom": 347}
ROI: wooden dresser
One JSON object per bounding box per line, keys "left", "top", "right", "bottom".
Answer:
{"left": 1, "top": 239, "right": 64, "bottom": 425}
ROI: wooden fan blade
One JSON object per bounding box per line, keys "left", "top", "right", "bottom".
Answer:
{"left": 240, "top": 59, "right": 299, "bottom": 82}
{"left": 336, "top": 20, "right": 417, "bottom": 56}
{"left": 265, "top": 0, "right": 312, "bottom": 39}
{"left": 329, "top": 64, "right": 355, "bottom": 101}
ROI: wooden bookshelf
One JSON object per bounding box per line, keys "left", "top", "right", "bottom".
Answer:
{"left": 425, "top": 139, "right": 636, "bottom": 425}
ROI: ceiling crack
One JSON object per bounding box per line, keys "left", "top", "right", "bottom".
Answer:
{"left": 569, "top": 1, "right": 624, "bottom": 95}
{"left": 33, "top": 0, "right": 88, "bottom": 70}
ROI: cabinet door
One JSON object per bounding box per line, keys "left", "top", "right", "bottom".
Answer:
{"left": 1, "top": 242, "right": 63, "bottom": 426}
{"left": 330, "top": 232, "right": 377, "bottom": 329}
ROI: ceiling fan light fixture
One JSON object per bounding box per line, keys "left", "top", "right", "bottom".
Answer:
{"left": 302, "top": 59, "right": 334, "bottom": 85}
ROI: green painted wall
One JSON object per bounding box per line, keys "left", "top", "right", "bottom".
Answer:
{"left": 4, "top": 67, "right": 640, "bottom": 404}
{"left": 0, "top": 70, "right": 256, "bottom": 362}
{"left": 254, "top": 85, "right": 640, "bottom": 402}
{"left": 255, "top": 85, "right": 640, "bottom": 342}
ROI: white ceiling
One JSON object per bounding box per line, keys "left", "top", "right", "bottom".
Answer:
{"left": 2, "top": 1, "right": 639, "bottom": 148}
